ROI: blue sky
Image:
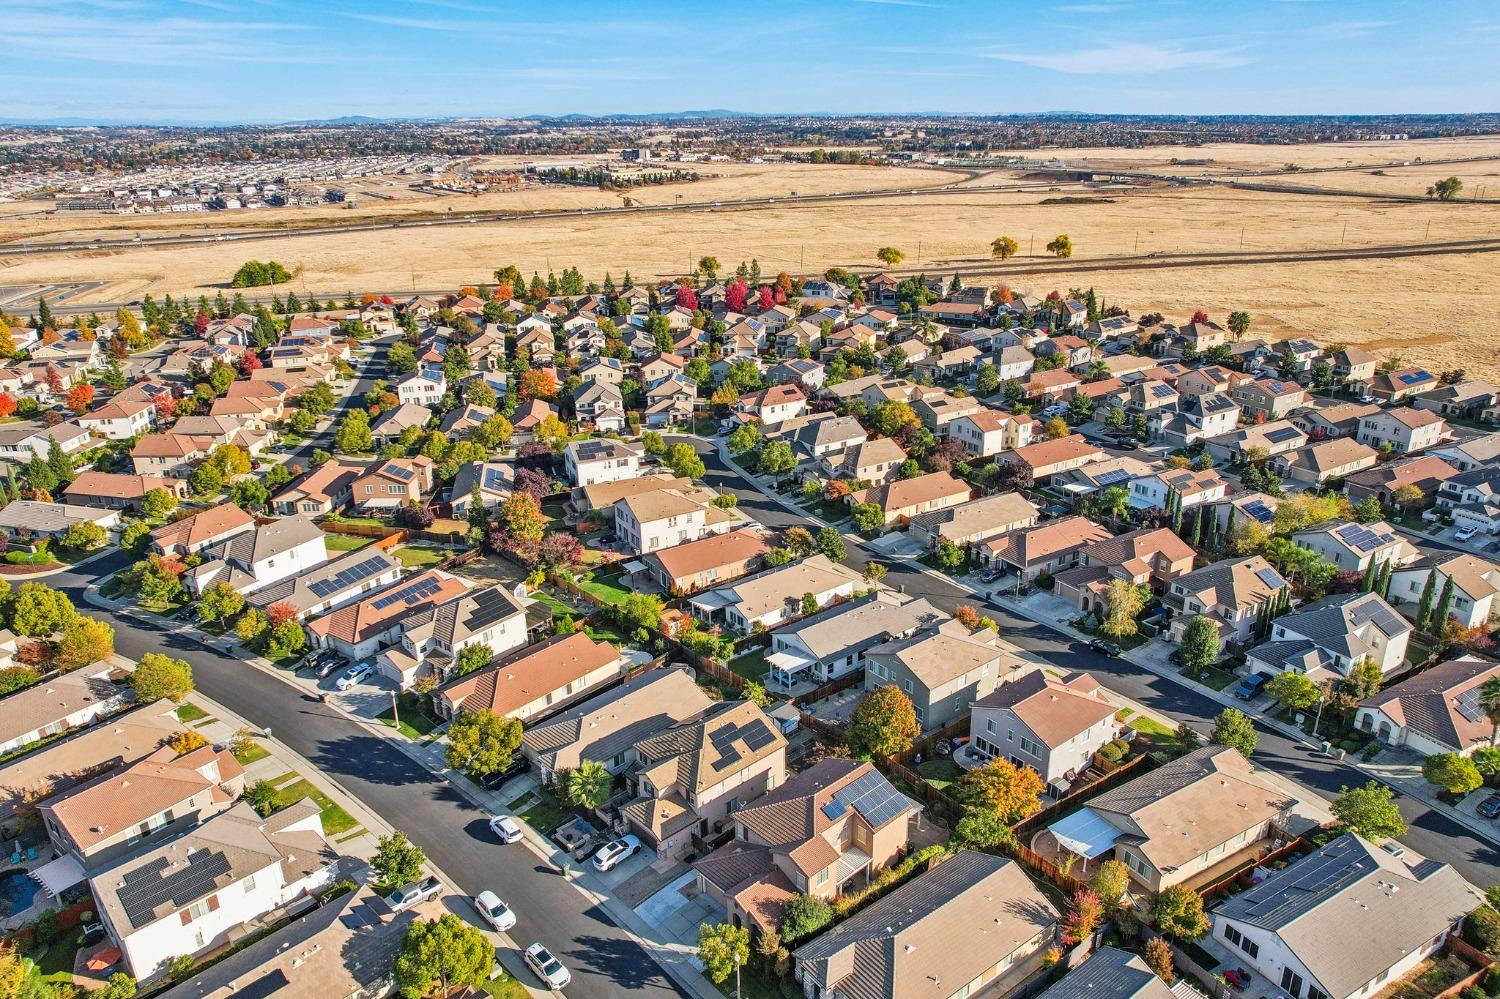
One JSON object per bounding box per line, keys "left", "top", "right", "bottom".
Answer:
{"left": 4, "top": 0, "right": 1499, "bottom": 122}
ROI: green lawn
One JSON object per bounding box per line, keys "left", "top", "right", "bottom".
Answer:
{"left": 269, "top": 777, "right": 358, "bottom": 836}
{"left": 1182, "top": 664, "right": 1238, "bottom": 691}
{"left": 915, "top": 758, "right": 964, "bottom": 790}
{"left": 233, "top": 740, "right": 271, "bottom": 766}
{"left": 392, "top": 545, "right": 447, "bottom": 568}
{"left": 583, "top": 622, "right": 632, "bottom": 647}
{"left": 529, "top": 591, "right": 578, "bottom": 618}
{"left": 481, "top": 972, "right": 534, "bottom": 998}
{"left": 176, "top": 702, "right": 209, "bottom": 723}
{"left": 712, "top": 964, "right": 784, "bottom": 999}
{"left": 322, "top": 533, "right": 373, "bottom": 552}
{"left": 579, "top": 571, "right": 631, "bottom": 607}
{"left": 728, "top": 649, "right": 770, "bottom": 682}
{"left": 515, "top": 785, "right": 573, "bottom": 833}
{"left": 376, "top": 693, "right": 443, "bottom": 738}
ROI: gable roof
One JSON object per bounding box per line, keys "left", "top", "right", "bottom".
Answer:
{"left": 1362, "top": 654, "right": 1500, "bottom": 752}
{"left": 985, "top": 516, "right": 1112, "bottom": 566}
{"left": 645, "top": 528, "right": 770, "bottom": 584}
{"left": 850, "top": 470, "right": 969, "bottom": 514}
{"left": 1039, "top": 947, "right": 1178, "bottom": 999}
{"left": 974, "top": 670, "right": 1117, "bottom": 749}
{"left": 439, "top": 632, "right": 620, "bottom": 716}
{"left": 150, "top": 502, "right": 255, "bottom": 551}
{"left": 521, "top": 668, "right": 713, "bottom": 771}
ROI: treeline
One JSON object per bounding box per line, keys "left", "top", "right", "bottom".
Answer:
{"left": 530, "top": 167, "right": 698, "bottom": 188}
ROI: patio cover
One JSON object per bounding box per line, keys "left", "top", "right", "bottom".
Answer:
{"left": 30, "top": 853, "right": 85, "bottom": 896}
{"left": 767, "top": 650, "right": 815, "bottom": 677}
{"left": 1047, "top": 808, "right": 1120, "bottom": 860}
{"left": 621, "top": 560, "right": 646, "bottom": 574}
{"left": 689, "top": 590, "right": 732, "bottom": 612}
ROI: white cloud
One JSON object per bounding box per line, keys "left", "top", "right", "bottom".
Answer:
{"left": 980, "top": 40, "right": 1249, "bottom": 74}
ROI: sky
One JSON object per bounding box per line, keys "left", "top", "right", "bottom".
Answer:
{"left": 4, "top": 0, "right": 1499, "bottom": 123}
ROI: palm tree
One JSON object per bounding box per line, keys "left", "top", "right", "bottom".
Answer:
{"left": 1478, "top": 676, "right": 1500, "bottom": 746}
{"left": 565, "top": 760, "right": 614, "bottom": 810}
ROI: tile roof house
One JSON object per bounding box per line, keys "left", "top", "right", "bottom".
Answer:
{"left": 1249, "top": 591, "right": 1412, "bottom": 680}
{"left": 1370, "top": 368, "right": 1438, "bottom": 404}
{"left": 793, "top": 414, "right": 868, "bottom": 461}
{"left": 1054, "top": 527, "right": 1197, "bottom": 615}
{"left": 970, "top": 670, "right": 1123, "bottom": 788}
{"left": 1210, "top": 833, "right": 1480, "bottom": 999}
{"left": 1331, "top": 347, "right": 1379, "bottom": 388}
{"left": 766, "top": 592, "right": 945, "bottom": 692}
{"left": 948, "top": 409, "right": 1034, "bottom": 458}
{"left": 737, "top": 383, "right": 808, "bottom": 426}
{"left": 1291, "top": 401, "right": 1382, "bottom": 441}
{"left": 1355, "top": 407, "right": 1449, "bottom": 455}
{"left": 1272, "top": 437, "right": 1379, "bottom": 486}
{"left": 1165, "top": 555, "right": 1289, "bottom": 643}
{"left": 434, "top": 631, "right": 626, "bottom": 722}
{"left": 0, "top": 666, "right": 127, "bottom": 757}
{"left": 912, "top": 391, "right": 982, "bottom": 434}
{"left": 350, "top": 456, "right": 435, "bottom": 511}
{"left": 621, "top": 699, "right": 787, "bottom": 860}
{"left": 824, "top": 436, "right": 907, "bottom": 484}
{"left": 369, "top": 402, "right": 433, "bottom": 444}
{"left": 908, "top": 491, "right": 1040, "bottom": 550}
{"left": 1291, "top": 519, "right": 1417, "bottom": 574}
{"left": 614, "top": 486, "right": 744, "bottom": 555}
{"left": 1390, "top": 552, "right": 1500, "bottom": 630}
{"left": 1040, "top": 746, "right": 1292, "bottom": 892}
{"left": 520, "top": 667, "right": 714, "bottom": 785}
{"left": 1413, "top": 380, "right": 1498, "bottom": 420}
{"left": 1007, "top": 434, "right": 1105, "bottom": 480}
{"left": 1431, "top": 432, "right": 1500, "bottom": 473}
{"left": 0, "top": 500, "right": 121, "bottom": 541}
{"left": 1343, "top": 454, "right": 1460, "bottom": 506}
{"left": 245, "top": 545, "right": 403, "bottom": 622}
{"left": 847, "top": 470, "right": 971, "bottom": 528}
{"left": 641, "top": 527, "right": 771, "bottom": 596}
{"left": 980, "top": 516, "right": 1113, "bottom": 581}
{"left": 377, "top": 584, "right": 530, "bottom": 689}
{"left": 271, "top": 460, "right": 361, "bottom": 516}
{"left": 150, "top": 502, "right": 255, "bottom": 557}
{"left": 1232, "top": 378, "right": 1308, "bottom": 421}
{"left": 564, "top": 438, "right": 645, "bottom": 489}
{"left": 793, "top": 850, "right": 1059, "bottom": 999}
{"left": 689, "top": 555, "right": 864, "bottom": 635}
{"left": 1127, "top": 467, "right": 1228, "bottom": 513}
{"left": 63, "top": 472, "right": 187, "bottom": 513}
{"left": 1150, "top": 392, "right": 1240, "bottom": 447}
{"left": 450, "top": 460, "right": 515, "bottom": 519}
{"left": 1357, "top": 654, "right": 1500, "bottom": 756}
{"left": 864, "top": 620, "right": 1023, "bottom": 731}
{"left": 74, "top": 396, "right": 155, "bottom": 440}
{"left": 308, "top": 568, "right": 472, "bottom": 663}
{"left": 694, "top": 759, "right": 918, "bottom": 933}
{"left": 186, "top": 513, "right": 329, "bottom": 597}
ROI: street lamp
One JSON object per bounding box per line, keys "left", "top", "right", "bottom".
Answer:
{"left": 734, "top": 952, "right": 741, "bottom": 999}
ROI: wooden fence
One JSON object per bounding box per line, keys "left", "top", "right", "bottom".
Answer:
{"left": 1195, "top": 827, "right": 1316, "bottom": 905}
{"left": 1163, "top": 934, "right": 1234, "bottom": 999}
{"left": 1012, "top": 749, "right": 1156, "bottom": 841}
{"left": 322, "top": 522, "right": 406, "bottom": 540}
{"left": 790, "top": 669, "right": 865, "bottom": 707}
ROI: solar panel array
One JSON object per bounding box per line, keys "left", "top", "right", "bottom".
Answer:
{"left": 1456, "top": 686, "right": 1487, "bottom": 723}
{"left": 461, "top": 587, "right": 521, "bottom": 632}
{"left": 1151, "top": 384, "right": 1175, "bottom": 399}
{"left": 371, "top": 575, "right": 442, "bottom": 611}
{"left": 1095, "top": 468, "right": 1132, "bottom": 488}
{"left": 706, "top": 717, "right": 777, "bottom": 773}
{"left": 1265, "top": 426, "right": 1302, "bottom": 444}
{"left": 1400, "top": 371, "right": 1432, "bottom": 385}
{"left": 821, "top": 800, "right": 847, "bottom": 821}
{"left": 384, "top": 463, "right": 415, "bottom": 482}
{"left": 482, "top": 466, "right": 511, "bottom": 491}
{"left": 1255, "top": 567, "right": 1285, "bottom": 590}
{"left": 832, "top": 770, "right": 910, "bottom": 829}
{"left": 1333, "top": 524, "right": 1388, "bottom": 554}
{"left": 308, "top": 553, "right": 389, "bottom": 599}
{"left": 119, "top": 850, "right": 233, "bottom": 929}
{"left": 1243, "top": 500, "right": 1274, "bottom": 523}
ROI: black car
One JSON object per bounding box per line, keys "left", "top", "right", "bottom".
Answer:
{"left": 480, "top": 755, "right": 532, "bottom": 790}
{"left": 1111, "top": 437, "right": 1140, "bottom": 451}
{"left": 1088, "top": 639, "right": 1122, "bottom": 657}
{"left": 1479, "top": 794, "right": 1500, "bottom": 820}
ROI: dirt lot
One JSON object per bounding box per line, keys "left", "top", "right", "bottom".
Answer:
{"left": 4, "top": 139, "right": 1500, "bottom": 379}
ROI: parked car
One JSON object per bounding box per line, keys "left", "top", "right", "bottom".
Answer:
{"left": 335, "top": 662, "right": 373, "bottom": 690}
{"left": 384, "top": 876, "right": 442, "bottom": 913}
{"left": 592, "top": 835, "right": 642, "bottom": 872}
{"left": 1478, "top": 794, "right": 1500, "bottom": 820}
{"left": 474, "top": 890, "right": 516, "bottom": 931}
{"left": 525, "top": 943, "right": 571, "bottom": 990}
{"left": 1111, "top": 436, "right": 1140, "bottom": 451}
{"left": 489, "top": 815, "right": 525, "bottom": 844}
{"left": 480, "top": 756, "right": 531, "bottom": 790}
{"left": 1455, "top": 526, "right": 1479, "bottom": 542}
{"left": 316, "top": 654, "right": 345, "bottom": 679}
{"left": 1234, "top": 673, "right": 1270, "bottom": 700}
{"left": 80, "top": 922, "right": 106, "bottom": 945}
{"left": 1088, "top": 638, "right": 1122, "bottom": 657}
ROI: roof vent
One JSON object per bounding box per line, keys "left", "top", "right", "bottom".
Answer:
{"left": 904, "top": 944, "right": 916, "bottom": 954}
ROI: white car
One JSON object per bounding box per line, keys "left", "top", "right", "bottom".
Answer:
{"left": 474, "top": 890, "right": 516, "bottom": 932}
{"left": 489, "top": 815, "right": 524, "bottom": 844}
{"left": 335, "top": 662, "right": 372, "bottom": 690}
{"left": 525, "top": 943, "right": 571, "bottom": 990}
{"left": 591, "top": 835, "right": 642, "bottom": 872}
{"left": 1455, "top": 526, "right": 1479, "bottom": 542}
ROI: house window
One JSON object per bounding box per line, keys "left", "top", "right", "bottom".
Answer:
{"left": 1019, "top": 737, "right": 1042, "bottom": 758}
{"left": 1241, "top": 938, "right": 1259, "bottom": 959}
{"left": 986, "top": 719, "right": 996, "bottom": 734}
{"left": 243, "top": 875, "right": 256, "bottom": 894}
{"left": 1224, "top": 925, "right": 1242, "bottom": 946}
{"left": 1282, "top": 968, "right": 1305, "bottom": 998}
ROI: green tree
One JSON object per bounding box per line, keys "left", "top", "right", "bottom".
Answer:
{"left": 697, "top": 923, "right": 751, "bottom": 985}
{"left": 445, "top": 709, "right": 524, "bottom": 780}
{"left": 954, "top": 757, "right": 1044, "bottom": 822}
{"left": 779, "top": 893, "right": 834, "bottom": 943}
{"left": 1433, "top": 574, "right": 1457, "bottom": 632}
{"left": 393, "top": 914, "right": 491, "bottom": 999}
{"left": 61, "top": 519, "right": 108, "bottom": 551}
{"left": 1091, "top": 859, "right": 1131, "bottom": 907}
{"left": 132, "top": 652, "right": 194, "bottom": 703}
{"left": 1423, "top": 752, "right": 1484, "bottom": 796}
{"left": 1177, "top": 616, "right": 1220, "bottom": 670}
{"left": 265, "top": 619, "right": 306, "bottom": 659}
{"left": 1265, "top": 671, "right": 1321, "bottom": 712}
{"left": 1046, "top": 234, "right": 1074, "bottom": 258}
{"left": 975, "top": 362, "right": 1001, "bottom": 396}
{"left": 616, "top": 591, "right": 664, "bottom": 633}
{"left": 1210, "top": 707, "right": 1257, "bottom": 758}
{"left": 1151, "top": 885, "right": 1209, "bottom": 940}
{"left": 816, "top": 526, "right": 846, "bottom": 562}
{"left": 371, "top": 831, "right": 427, "bottom": 892}
{"left": 9, "top": 582, "right": 76, "bottom": 637}
{"left": 664, "top": 442, "right": 706, "bottom": 480}
{"left": 953, "top": 806, "right": 1016, "bottom": 850}
{"left": 231, "top": 478, "right": 270, "bottom": 510}
{"left": 191, "top": 582, "right": 244, "bottom": 628}
{"left": 1331, "top": 781, "right": 1407, "bottom": 841}
{"left": 454, "top": 644, "right": 492, "bottom": 676}
{"left": 565, "top": 759, "right": 614, "bottom": 809}
{"left": 235, "top": 607, "right": 269, "bottom": 644}
{"left": 934, "top": 540, "right": 966, "bottom": 571}
{"left": 335, "top": 409, "right": 374, "bottom": 454}
{"left": 95, "top": 972, "right": 138, "bottom": 999}
{"left": 1415, "top": 570, "right": 1438, "bottom": 632}
{"left": 1227, "top": 311, "right": 1251, "bottom": 340}
{"left": 845, "top": 684, "right": 920, "bottom": 760}
{"left": 875, "top": 246, "right": 905, "bottom": 267}
{"left": 141, "top": 487, "right": 178, "bottom": 521}
{"left": 189, "top": 462, "right": 222, "bottom": 498}
{"left": 756, "top": 440, "right": 796, "bottom": 479}
{"left": 1427, "top": 176, "right": 1463, "bottom": 200}
{"left": 726, "top": 422, "right": 761, "bottom": 457}
{"left": 56, "top": 615, "right": 115, "bottom": 669}
{"left": 991, "top": 235, "right": 1019, "bottom": 260}
{"left": 1101, "top": 579, "right": 1146, "bottom": 639}
{"left": 642, "top": 430, "right": 666, "bottom": 455}
{"left": 850, "top": 501, "right": 886, "bottom": 533}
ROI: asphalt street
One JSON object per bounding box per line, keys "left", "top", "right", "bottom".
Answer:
{"left": 50, "top": 554, "right": 686, "bottom": 999}
{"left": 672, "top": 435, "right": 1500, "bottom": 890}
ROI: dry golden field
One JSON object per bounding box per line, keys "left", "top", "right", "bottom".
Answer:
{"left": 4, "top": 138, "right": 1500, "bottom": 379}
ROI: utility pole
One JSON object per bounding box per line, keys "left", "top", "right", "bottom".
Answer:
{"left": 390, "top": 690, "right": 401, "bottom": 732}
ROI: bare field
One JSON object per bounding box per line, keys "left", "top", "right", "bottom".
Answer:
{"left": 1009, "top": 135, "right": 1500, "bottom": 175}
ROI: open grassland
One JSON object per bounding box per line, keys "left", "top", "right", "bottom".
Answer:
{"left": 5, "top": 139, "right": 1500, "bottom": 378}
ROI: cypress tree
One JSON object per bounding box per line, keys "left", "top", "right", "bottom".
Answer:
{"left": 1415, "top": 569, "right": 1437, "bottom": 632}
{"left": 1377, "top": 560, "right": 1393, "bottom": 599}
{"left": 1361, "top": 559, "right": 1378, "bottom": 593}
{"left": 1433, "top": 575, "right": 1457, "bottom": 634}
{"left": 1188, "top": 504, "right": 1203, "bottom": 548}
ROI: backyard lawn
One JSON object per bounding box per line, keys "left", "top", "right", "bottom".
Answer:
{"left": 915, "top": 759, "right": 964, "bottom": 791}
{"left": 322, "top": 534, "right": 372, "bottom": 552}
{"left": 392, "top": 545, "right": 447, "bottom": 569}
{"left": 728, "top": 648, "right": 770, "bottom": 682}
{"left": 269, "top": 777, "right": 358, "bottom": 836}
{"left": 579, "top": 571, "right": 631, "bottom": 607}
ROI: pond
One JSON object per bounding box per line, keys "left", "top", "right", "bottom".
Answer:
{"left": 0, "top": 868, "right": 39, "bottom": 916}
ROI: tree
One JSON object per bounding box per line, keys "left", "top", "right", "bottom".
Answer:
{"left": 265, "top": 619, "right": 306, "bottom": 659}
{"left": 757, "top": 440, "right": 797, "bottom": 479}
{"left": 65, "top": 382, "right": 95, "bottom": 415}
{"left": 975, "top": 362, "right": 1001, "bottom": 396}
{"left": 664, "top": 442, "right": 706, "bottom": 480}
{"left": 1046, "top": 234, "right": 1073, "bottom": 258}
{"left": 1434, "top": 574, "right": 1457, "bottom": 631}
{"left": 953, "top": 806, "right": 1016, "bottom": 850}
{"left": 1415, "top": 570, "right": 1438, "bottom": 633}
{"left": 168, "top": 730, "right": 209, "bottom": 755}
{"left": 61, "top": 519, "right": 108, "bottom": 552}
{"left": 816, "top": 526, "right": 846, "bottom": 561}
{"left": 1227, "top": 311, "right": 1252, "bottom": 340}
{"left": 991, "top": 235, "right": 1019, "bottom": 260}
{"left": 445, "top": 709, "right": 524, "bottom": 780}
{"left": 393, "top": 914, "right": 491, "bottom": 999}
{"left": 1091, "top": 859, "right": 1131, "bottom": 907}
{"left": 850, "top": 501, "right": 886, "bottom": 533}
{"left": 1144, "top": 937, "right": 1176, "bottom": 984}
{"left": 1265, "top": 671, "right": 1321, "bottom": 713}
{"left": 230, "top": 260, "right": 293, "bottom": 288}
{"left": 845, "top": 684, "right": 920, "bottom": 759}
{"left": 230, "top": 477, "right": 270, "bottom": 511}
{"left": 1344, "top": 659, "right": 1385, "bottom": 701}
{"left": 96, "top": 972, "right": 139, "bottom": 999}
{"left": 863, "top": 562, "right": 887, "bottom": 586}
{"left": 1043, "top": 416, "right": 1069, "bottom": 440}
{"left": 1177, "top": 616, "right": 1220, "bottom": 671}
{"left": 9, "top": 582, "right": 75, "bottom": 636}
{"left": 697, "top": 923, "right": 751, "bottom": 985}
{"left": 141, "top": 487, "right": 178, "bottom": 520}
{"left": 929, "top": 539, "right": 964, "bottom": 572}
{"left": 1331, "top": 781, "right": 1407, "bottom": 841}
{"left": 955, "top": 757, "right": 1044, "bottom": 822}
{"left": 1101, "top": 579, "right": 1146, "bottom": 638}
{"left": 235, "top": 607, "right": 269, "bottom": 644}
{"left": 519, "top": 368, "right": 559, "bottom": 400}
{"left": 496, "top": 491, "right": 546, "bottom": 560}
{"left": 1061, "top": 889, "right": 1105, "bottom": 946}
{"left": 875, "top": 246, "right": 905, "bottom": 267}
{"left": 1391, "top": 483, "right": 1425, "bottom": 512}
{"left": 726, "top": 422, "right": 761, "bottom": 457}
{"left": 1152, "top": 885, "right": 1208, "bottom": 940}
{"left": 189, "top": 461, "right": 223, "bottom": 499}
{"left": 1427, "top": 176, "right": 1463, "bottom": 200}
{"left": 0, "top": 394, "right": 14, "bottom": 419}
{"left": 616, "top": 591, "right": 663, "bottom": 633}
{"left": 1478, "top": 676, "right": 1500, "bottom": 744}
{"left": 372, "top": 831, "right": 427, "bottom": 892}
{"left": 132, "top": 652, "right": 194, "bottom": 703}
{"left": 1423, "top": 752, "right": 1484, "bottom": 796}
{"left": 780, "top": 893, "right": 834, "bottom": 943}
{"left": 334, "top": 409, "right": 373, "bottom": 454}
{"left": 1210, "top": 707, "right": 1257, "bottom": 758}
{"left": 56, "top": 616, "right": 115, "bottom": 669}
{"left": 564, "top": 759, "right": 614, "bottom": 810}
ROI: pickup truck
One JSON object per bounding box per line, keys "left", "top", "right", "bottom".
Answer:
{"left": 384, "top": 876, "right": 442, "bottom": 913}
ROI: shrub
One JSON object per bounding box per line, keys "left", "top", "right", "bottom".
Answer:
{"left": 1465, "top": 904, "right": 1500, "bottom": 954}
{"left": 1097, "top": 742, "right": 1124, "bottom": 763}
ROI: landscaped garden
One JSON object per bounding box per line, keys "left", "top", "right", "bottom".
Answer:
{"left": 376, "top": 692, "right": 444, "bottom": 739}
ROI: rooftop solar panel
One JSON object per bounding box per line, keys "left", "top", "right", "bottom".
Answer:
{"left": 1096, "top": 469, "right": 1131, "bottom": 488}
{"left": 1457, "top": 686, "right": 1486, "bottom": 723}
{"left": 821, "top": 800, "right": 847, "bottom": 821}
{"left": 119, "top": 850, "right": 233, "bottom": 929}
{"left": 1243, "top": 500, "right": 1274, "bottom": 523}
{"left": 1255, "top": 567, "right": 1285, "bottom": 590}
{"left": 1265, "top": 427, "right": 1302, "bottom": 444}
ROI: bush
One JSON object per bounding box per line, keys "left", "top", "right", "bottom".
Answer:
{"left": 1465, "top": 904, "right": 1500, "bottom": 954}
{"left": 1097, "top": 742, "right": 1124, "bottom": 763}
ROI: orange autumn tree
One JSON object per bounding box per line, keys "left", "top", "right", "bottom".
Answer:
{"left": 0, "top": 394, "right": 15, "bottom": 419}
{"left": 66, "top": 383, "right": 95, "bottom": 415}
{"left": 518, "top": 369, "right": 558, "bottom": 400}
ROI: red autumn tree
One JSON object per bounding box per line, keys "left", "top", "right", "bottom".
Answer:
{"left": 953, "top": 605, "right": 981, "bottom": 629}
{"left": 1045, "top": 290, "right": 1062, "bottom": 302}
{"left": 194, "top": 309, "right": 210, "bottom": 335}
{"left": 65, "top": 383, "right": 94, "bottom": 415}
{"left": 154, "top": 394, "right": 179, "bottom": 423}
{"left": 518, "top": 369, "right": 559, "bottom": 400}
{"left": 775, "top": 271, "right": 794, "bottom": 295}
{"left": 380, "top": 294, "right": 394, "bottom": 305}
{"left": 997, "top": 284, "right": 1013, "bottom": 304}
{"left": 725, "top": 279, "right": 749, "bottom": 313}
{"left": 0, "top": 394, "right": 15, "bottom": 418}
{"left": 1191, "top": 309, "right": 1210, "bottom": 324}
{"left": 45, "top": 365, "right": 65, "bottom": 394}
{"left": 773, "top": 286, "right": 787, "bottom": 305}
{"left": 267, "top": 602, "right": 298, "bottom": 627}
{"left": 240, "top": 351, "right": 262, "bottom": 373}
{"left": 675, "top": 283, "right": 698, "bottom": 311}
{"left": 493, "top": 282, "right": 513, "bottom": 301}
{"left": 758, "top": 286, "right": 775, "bottom": 311}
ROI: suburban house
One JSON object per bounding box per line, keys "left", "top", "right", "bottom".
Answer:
{"left": 1431, "top": 433, "right": 1500, "bottom": 472}
{"left": 1054, "top": 527, "right": 1198, "bottom": 614}
{"left": 1414, "top": 380, "right": 1498, "bottom": 420}
{"left": 789, "top": 415, "right": 867, "bottom": 463}
{"left": 375, "top": 584, "right": 530, "bottom": 688}
{"left": 1210, "top": 833, "right": 1479, "bottom": 999}
{"left": 150, "top": 502, "right": 255, "bottom": 557}
{"left": 1357, "top": 654, "right": 1500, "bottom": 756}
{"left": 1151, "top": 392, "right": 1240, "bottom": 447}
{"left": 1343, "top": 455, "right": 1460, "bottom": 506}
{"left": 186, "top": 513, "right": 328, "bottom": 597}
{"left": 1390, "top": 552, "right": 1500, "bottom": 629}
{"left": 271, "top": 461, "right": 360, "bottom": 516}
{"left": 641, "top": 528, "right": 771, "bottom": 596}
{"left": 864, "top": 621, "right": 1021, "bottom": 731}
{"left": 74, "top": 397, "right": 155, "bottom": 440}
{"left": 564, "top": 438, "right": 645, "bottom": 488}
{"left": 793, "top": 851, "right": 1059, "bottom": 999}
{"left": 0, "top": 422, "right": 96, "bottom": 462}
{"left": 1331, "top": 347, "right": 1379, "bottom": 388}
{"left": 621, "top": 699, "right": 787, "bottom": 860}
{"left": 307, "top": 569, "right": 472, "bottom": 664}
{"left": 823, "top": 437, "right": 907, "bottom": 484}
{"left": 1291, "top": 519, "right": 1415, "bottom": 573}
{"left": 1008, "top": 434, "right": 1105, "bottom": 481}
{"left": 246, "top": 545, "right": 403, "bottom": 622}
{"left": 1437, "top": 468, "right": 1500, "bottom": 533}
{"left": 614, "top": 487, "right": 742, "bottom": 555}
{"left": 1040, "top": 947, "right": 1179, "bottom": 999}
{"left": 519, "top": 668, "right": 715, "bottom": 787}
{"left": 846, "top": 471, "right": 971, "bottom": 528}
{"left": 0, "top": 501, "right": 121, "bottom": 542}
{"left": 1039, "top": 746, "right": 1291, "bottom": 892}
{"left": 396, "top": 368, "right": 446, "bottom": 407}
{"left": 450, "top": 461, "right": 515, "bottom": 519}
{"left": 738, "top": 384, "right": 807, "bottom": 426}
{"left": 948, "top": 409, "right": 1034, "bottom": 458}
{"left": 690, "top": 555, "right": 863, "bottom": 634}
{"left": 980, "top": 516, "right": 1114, "bottom": 581}
{"left": 434, "top": 631, "right": 627, "bottom": 722}
{"left": 63, "top": 471, "right": 187, "bottom": 513}
{"left": 970, "top": 670, "right": 1122, "bottom": 791}
{"left": 1128, "top": 467, "right": 1227, "bottom": 513}
{"left": 1272, "top": 437, "right": 1379, "bottom": 486}
{"left": 1232, "top": 378, "right": 1308, "bottom": 421}
{"left": 370, "top": 403, "right": 433, "bottom": 444}
{"left": 1165, "top": 555, "right": 1289, "bottom": 643}
{"left": 913, "top": 392, "right": 982, "bottom": 435}
{"left": 693, "top": 759, "right": 917, "bottom": 933}
{"left": 1291, "top": 402, "right": 1382, "bottom": 441}
{"left": 1370, "top": 368, "right": 1438, "bottom": 404}
{"left": 0, "top": 667, "right": 128, "bottom": 757}
{"left": 765, "top": 592, "right": 944, "bottom": 691}
{"left": 350, "top": 457, "right": 435, "bottom": 512}
{"left": 908, "top": 492, "right": 1040, "bottom": 550}
{"left": 1248, "top": 592, "right": 1412, "bottom": 680}
{"left": 88, "top": 800, "right": 339, "bottom": 980}
{"left": 1206, "top": 421, "right": 1308, "bottom": 464}
{"left": 1355, "top": 407, "right": 1448, "bottom": 455}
